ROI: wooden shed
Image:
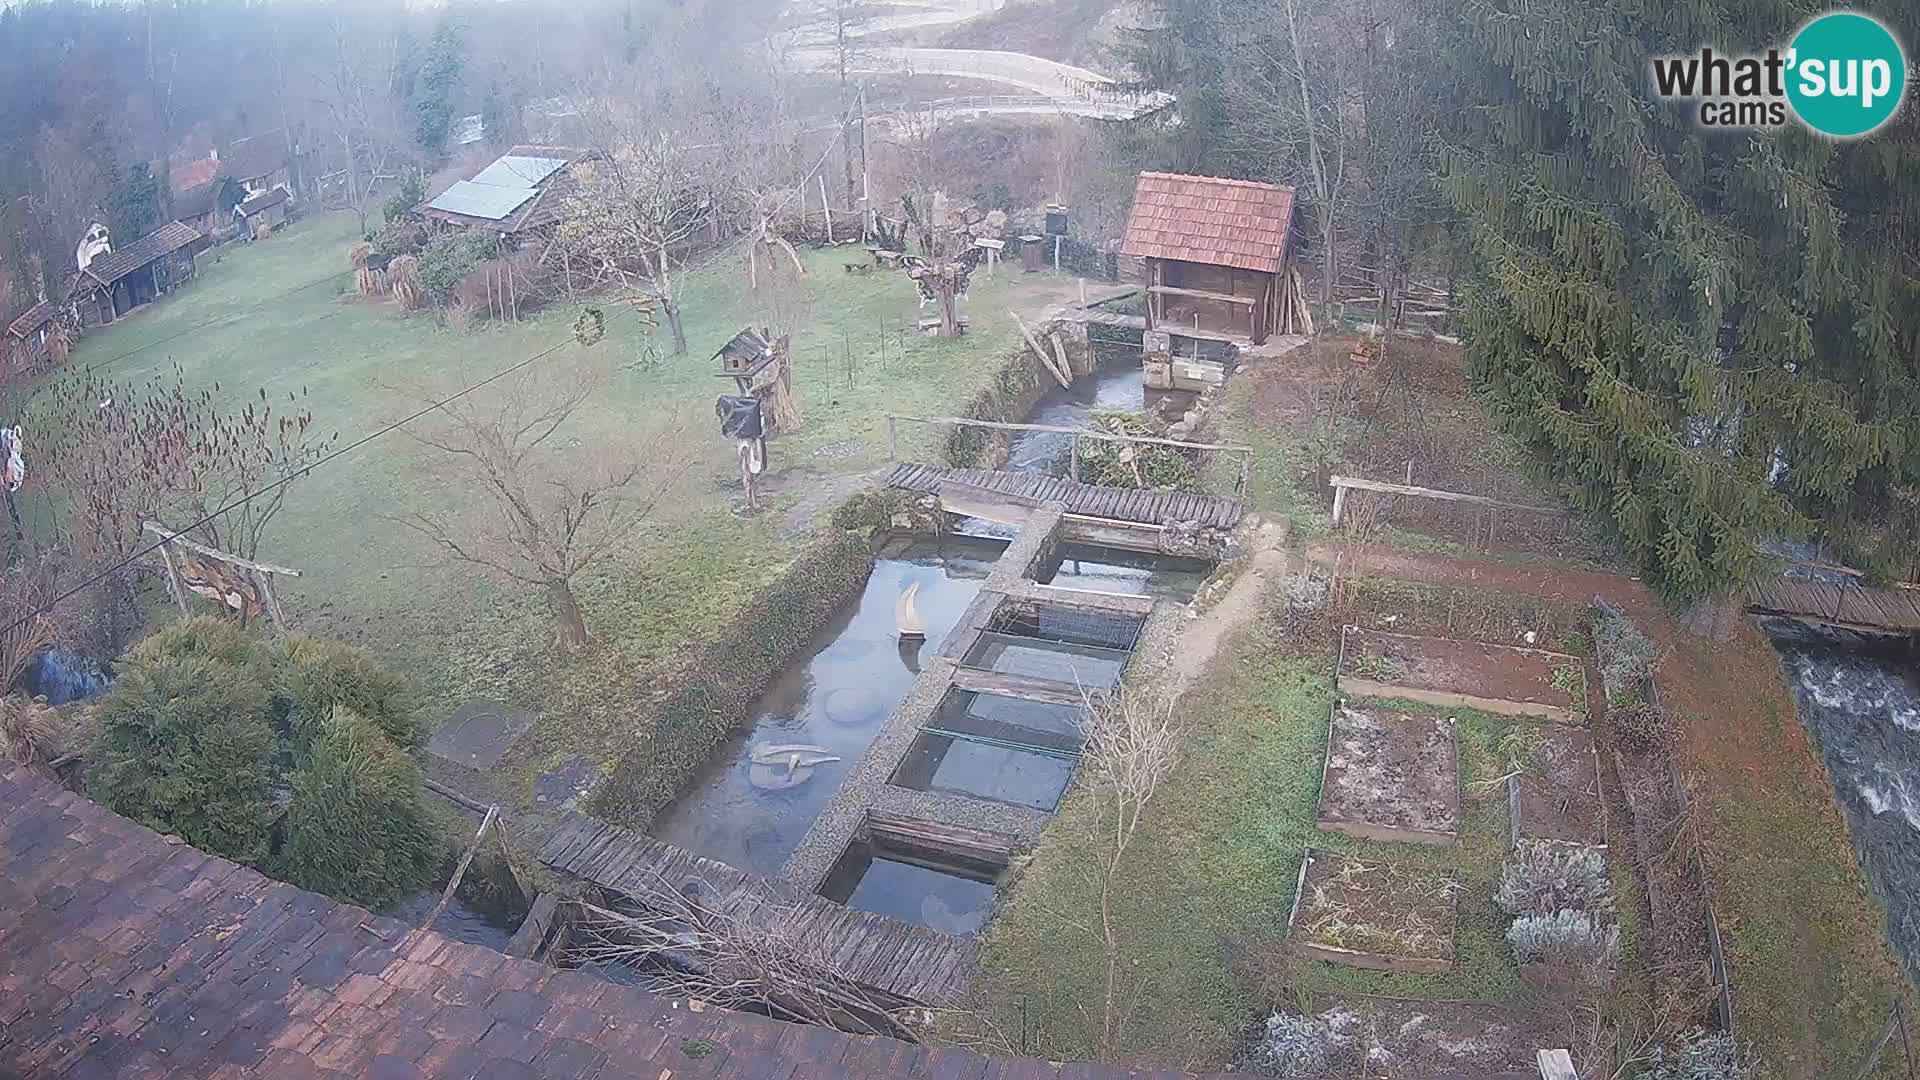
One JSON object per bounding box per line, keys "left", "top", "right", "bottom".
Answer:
{"left": 233, "top": 188, "right": 290, "bottom": 238}
{"left": 4, "top": 301, "right": 60, "bottom": 371}
{"left": 72, "top": 221, "right": 206, "bottom": 327}
{"left": 1119, "top": 172, "right": 1295, "bottom": 345}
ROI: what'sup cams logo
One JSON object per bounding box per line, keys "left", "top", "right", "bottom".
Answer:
{"left": 1652, "top": 11, "right": 1908, "bottom": 136}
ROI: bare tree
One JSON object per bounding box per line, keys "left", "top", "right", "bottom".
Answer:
{"left": 309, "top": 8, "right": 417, "bottom": 232}
{"left": 1077, "top": 687, "right": 1181, "bottom": 1057}
{"left": 390, "top": 361, "right": 691, "bottom": 652}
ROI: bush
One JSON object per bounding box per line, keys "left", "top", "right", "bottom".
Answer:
{"left": 272, "top": 636, "right": 421, "bottom": 756}
{"left": 1077, "top": 410, "right": 1200, "bottom": 490}
{"left": 1613, "top": 700, "right": 1681, "bottom": 757}
{"left": 1594, "top": 602, "right": 1660, "bottom": 705}
{"left": 946, "top": 351, "right": 1046, "bottom": 468}
{"left": 269, "top": 706, "right": 443, "bottom": 909}
{"left": 1507, "top": 909, "right": 1620, "bottom": 964}
{"left": 382, "top": 175, "right": 425, "bottom": 224}
{"left": 369, "top": 219, "right": 426, "bottom": 262}
{"left": 416, "top": 230, "right": 500, "bottom": 304}
{"left": 1496, "top": 840, "right": 1614, "bottom": 916}
{"left": 1636, "top": 1030, "right": 1746, "bottom": 1080}
{"left": 89, "top": 647, "right": 277, "bottom": 863}
{"left": 1239, "top": 1012, "right": 1333, "bottom": 1079}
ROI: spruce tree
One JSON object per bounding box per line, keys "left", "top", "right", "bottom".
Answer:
{"left": 1435, "top": 1, "right": 1920, "bottom": 596}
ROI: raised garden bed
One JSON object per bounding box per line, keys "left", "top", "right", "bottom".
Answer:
{"left": 1506, "top": 724, "right": 1606, "bottom": 847}
{"left": 1316, "top": 703, "right": 1459, "bottom": 846}
{"left": 1287, "top": 848, "right": 1459, "bottom": 974}
{"left": 1338, "top": 626, "right": 1589, "bottom": 723}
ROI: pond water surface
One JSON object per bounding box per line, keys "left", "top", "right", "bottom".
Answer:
{"left": 649, "top": 535, "right": 1010, "bottom": 876}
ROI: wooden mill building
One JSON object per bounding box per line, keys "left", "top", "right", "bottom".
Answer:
{"left": 72, "top": 221, "right": 206, "bottom": 327}
{"left": 1120, "top": 172, "right": 1295, "bottom": 346}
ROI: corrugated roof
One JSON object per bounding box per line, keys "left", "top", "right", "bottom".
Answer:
{"left": 425, "top": 180, "right": 538, "bottom": 222}
{"left": 1119, "top": 172, "right": 1295, "bottom": 274}
{"left": 236, "top": 187, "right": 290, "bottom": 216}
{"left": 5, "top": 300, "right": 55, "bottom": 339}
{"left": 81, "top": 221, "right": 205, "bottom": 287}
{"left": 468, "top": 155, "right": 570, "bottom": 189}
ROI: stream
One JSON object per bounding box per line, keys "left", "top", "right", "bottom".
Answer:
{"left": 1005, "top": 359, "right": 1193, "bottom": 476}
{"left": 1764, "top": 618, "right": 1920, "bottom": 974}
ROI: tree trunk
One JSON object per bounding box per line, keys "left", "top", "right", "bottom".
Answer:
{"left": 664, "top": 299, "right": 687, "bottom": 356}
{"left": 1320, "top": 203, "right": 1336, "bottom": 306}
{"left": 546, "top": 578, "right": 590, "bottom": 652}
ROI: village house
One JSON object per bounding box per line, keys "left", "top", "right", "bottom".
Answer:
{"left": 223, "top": 129, "right": 296, "bottom": 200}
{"left": 233, "top": 187, "right": 290, "bottom": 239}
{"left": 418, "top": 145, "right": 596, "bottom": 242}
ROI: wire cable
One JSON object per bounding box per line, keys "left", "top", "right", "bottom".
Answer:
{"left": 75, "top": 267, "right": 354, "bottom": 376}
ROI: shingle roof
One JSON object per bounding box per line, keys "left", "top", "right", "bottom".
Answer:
{"left": 0, "top": 765, "right": 1236, "bottom": 1080}
{"left": 1119, "top": 172, "right": 1295, "bottom": 274}
{"left": 236, "top": 187, "right": 290, "bottom": 216}
{"left": 173, "top": 180, "right": 219, "bottom": 221}
{"left": 81, "top": 221, "right": 205, "bottom": 288}
{"left": 222, "top": 130, "right": 289, "bottom": 182}
{"left": 6, "top": 300, "right": 56, "bottom": 339}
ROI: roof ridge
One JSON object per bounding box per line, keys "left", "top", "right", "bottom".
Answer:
{"left": 1137, "top": 170, "right": 1293, "bottom": 192}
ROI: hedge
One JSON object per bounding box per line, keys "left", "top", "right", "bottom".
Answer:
{"left": 945, "top": 346, "right": 1050, "bottom": 468}
{"left": 587, "top": 490, "right": 911, "bottom": 829}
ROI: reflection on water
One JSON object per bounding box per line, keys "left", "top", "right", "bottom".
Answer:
{"left": 650, "top": 536, "right": 1010, "bottom": 876}
{"left": 381, "top": 891, "right": 517, "bottom": 951}
{"left": 1040, "top": 543, "right": 1212, "bottom": 603}
{"left": 818, "top": 840, "right": 998, "bottom": 935}
{"left": 1765, "top": 618, "right": 1920, "bottom": 973}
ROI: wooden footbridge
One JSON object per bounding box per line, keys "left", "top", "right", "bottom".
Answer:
{"left": 1745, "top": 577, "right": 1920, "bottom": 635}
{"left": 887, "top": 462, "right": 1245, "bottom": 529}
{"left": 539, "top": 814, "right": 975, "bottom": 1006}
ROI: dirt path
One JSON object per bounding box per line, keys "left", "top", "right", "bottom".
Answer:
{"left": 1162, "top": 517, "right": 1289, "bottom": 700}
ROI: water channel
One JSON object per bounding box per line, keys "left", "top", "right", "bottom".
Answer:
{"left": 1764, "top": 617, "right": 1920, "bottom": 975}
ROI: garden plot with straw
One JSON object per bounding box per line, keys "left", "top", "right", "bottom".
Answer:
{"left": 1287, "top": 848, "right": 1460, "bottom": 974}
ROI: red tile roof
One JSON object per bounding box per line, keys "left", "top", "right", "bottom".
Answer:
{"left": 0, "top": 765, "right": 1233, "bottom": 1080}
{"left": 171, "top": 155, "right": 221, "bottom": 192}
{"left": 1119, "top": 172, "right": 1295, "bottom": 274}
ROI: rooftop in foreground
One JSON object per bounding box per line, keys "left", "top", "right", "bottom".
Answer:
{"left": 0, "top": 764, "right": 1226, "bottom": 1079}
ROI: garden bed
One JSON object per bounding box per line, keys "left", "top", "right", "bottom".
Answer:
{"left": 1287, "top": 848, "right": 1459, "bottom": 974}
{"left": 1338, "top": 626, "right": 1588, "bottom": 722}
{"left": 1506, "top": 724, "right": 1606, "bottom": 847}
{"left": 1316, "top": 703, "right": 1459, "bottom": 846}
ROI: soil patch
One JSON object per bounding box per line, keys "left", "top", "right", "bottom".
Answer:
{"left": 1317, "top": 703, "right": 1460, "bottom": 846}
{"left": 1339, "top": 626, "right": 1587, "bottom": 722}
{"left": 1290, "top": 848, "right": 1460, "bottom": 974}
{"left": 1305, "top": 997, "right": 1552, "bottom": 1079}
{"left": 1508, "top": 724, "right": 1606, "bottom": 847}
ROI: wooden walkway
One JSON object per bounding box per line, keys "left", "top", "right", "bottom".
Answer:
{"left": 539, "top": 814, "right": 975, "bottom": 1006}
{"left": 1746, "top": 578, "right": 1920, "bottom": 634}
{"left": 888, "top": 462, "right": 1243, "bottom": 529}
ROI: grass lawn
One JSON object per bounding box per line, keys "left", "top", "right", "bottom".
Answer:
{"left": 44, "top": 211, "right": 1092, "bottom": 802}
{"left": 969, "top": 608, "right": 1561, "bottom": 1068}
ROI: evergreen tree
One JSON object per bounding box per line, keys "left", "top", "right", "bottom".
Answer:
{"left": 107, "top": 161, "right": 160, "bottom": 242}
{"left": 414, "top": 18, "right": 467, "bottom": 161}
{"left": 1435, "top": 2, "right": 1920, "bottom": 596}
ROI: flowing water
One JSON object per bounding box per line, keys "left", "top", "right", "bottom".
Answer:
{"left": 1004, "top": 362, "right": 1194, "bottom": 476}
{"left": 1764, "top": 618, "right": 1920, "bottom": 972}
{"left": 650, "top": 535, "right": 1009, "bottom": 876}
{"left": 381, "top": 891, "right": 518, "bottom": 951}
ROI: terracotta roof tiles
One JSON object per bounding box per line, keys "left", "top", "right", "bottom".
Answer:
{"left": 1119, "top": 172, "right": 1295, "bottom": 274}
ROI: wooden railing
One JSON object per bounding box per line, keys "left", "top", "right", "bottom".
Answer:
{"left": 887, "top": 413, "right": 1255, "bottom": 494}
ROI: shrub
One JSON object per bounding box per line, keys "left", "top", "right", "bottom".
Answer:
{"left": 1239, "top": 1012, "right": 1334, "bottom": 1079}
{"left": 135, "top": 615, "right": 271, "bottom": 669}
{"left": 1594, "top": 602, "right": 1660, "bottom": 705}
{"left": 369, "top": 219, "right": 426, "bottom": 261}
{"left": 272, "top": 636, "right": 421, "bottom": 756}
{"left": 269, "top": 706, "right": 443, "bottom": 910}
{"left": 416, "top": 230, "right": 500, "bottom": 304}
{"left": 1497, "top": 841, "right": 1614, "bottom": 916}
{"left": 89, "top": 649, "right": 277, "bottom": 863}
{"left": 1077, "top": 410, "right": 1200, "bottom": 490}
{"left": 382, "top": 175, "right": 425, "bottom": 224}
{"left": 1507, "top": 909, "right": 1620, "bottom": 964}
{"left": 1613, "top": 700, "right": 1681, "bottom": 757}
{"left": 1636, "top": 1029, "right": 1746, "bottom": 1080}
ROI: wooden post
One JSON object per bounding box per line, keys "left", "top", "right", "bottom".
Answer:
{"left": 1069, "top": 435, "right": 1079, "bottom": 481}
{"left": 157, "top": 539, "right": 189, "bottom": 613}
{"left": 254, "top": 568, "right": 286, "bottom": 632}
{"left": 1332, "top": 483, "right": 1348, "bottom": 526}
{"left": 1536, "top": 1050, "right": 1577, "bottom": 1080}
{"left": 887, "top": 416, "right": 898, "bottom": 461}
{"left": 818, "top": 175, "right": 833, "bottom": 244}
{"left": 1238, "top": 449, "right": 1253, "bottom": 496}
{"left": 425, "top": 805, "right": 499, "bottom": 929}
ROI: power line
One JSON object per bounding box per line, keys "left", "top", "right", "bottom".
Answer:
{"left": 1, "top": 304, "right": 639, "bottom": 638}
{"left": 74, "top": 267, "right": 354, "bottom": 377}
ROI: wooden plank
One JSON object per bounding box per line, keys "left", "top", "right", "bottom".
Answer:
{"left": 951, "top": 667, "right": 1096, "bottom": 707}
{"left": 1328, "top": 475, "right": 1556, "bottom": 515}
{"left": 867, "top": 812, "right": 1018, "bottom": 864}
